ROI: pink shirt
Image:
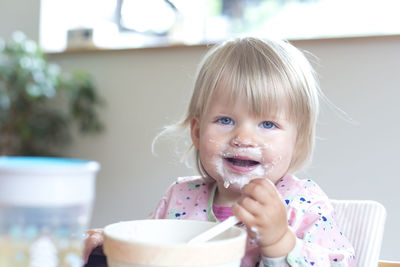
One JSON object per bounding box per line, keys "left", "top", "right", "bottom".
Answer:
{"left": 151, "top": 174, "right": 355, "bottom": 267}
{"left": 213, "top": 203, "right": 233, "bottom": 222}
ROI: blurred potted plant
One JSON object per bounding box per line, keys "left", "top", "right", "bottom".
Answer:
{"left": 0, "top": 32, "right": 104, "bottom": 156}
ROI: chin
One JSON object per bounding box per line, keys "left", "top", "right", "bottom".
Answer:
{"left": 219, "top": 176, "right": 251, "bottom": 191}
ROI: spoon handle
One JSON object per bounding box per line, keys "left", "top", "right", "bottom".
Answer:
{"left": 188, "top": 216, "right": 240, "bottom": 244}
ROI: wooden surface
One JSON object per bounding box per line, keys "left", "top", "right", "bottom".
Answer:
{"left": 379, "top": 261, "right": 400, "bottom": 267}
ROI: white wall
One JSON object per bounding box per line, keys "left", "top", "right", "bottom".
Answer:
{"left": 0, "top": 0, "right": 40, "bottom": 42}
{"left": 1, "top": 0, "right": 399, "bottom": 261}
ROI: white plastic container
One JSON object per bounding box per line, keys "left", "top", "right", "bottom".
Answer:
{"left": 0, "top": 156, "right": 100, "bottom": 267}
{"left": 103, "top": 219, "right": 247, "bottom": 267}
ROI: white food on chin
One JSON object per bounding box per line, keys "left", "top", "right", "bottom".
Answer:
{"left": 215, "top": 156, "right": 271, "bottom": 189}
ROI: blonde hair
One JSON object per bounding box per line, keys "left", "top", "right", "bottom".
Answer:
{"left": 155, "top": 37, "right": 321, "bottom": 176}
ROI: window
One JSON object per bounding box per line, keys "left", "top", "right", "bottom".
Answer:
{"left": 40, "top": 0, "right": 400, "bottom": 52}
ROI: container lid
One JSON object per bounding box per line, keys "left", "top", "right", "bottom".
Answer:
{"left": 0, "top": 156, "right": 100, "bottom": 206}
{"left": 0, "top": 156, "right": 100, "bottom": 174}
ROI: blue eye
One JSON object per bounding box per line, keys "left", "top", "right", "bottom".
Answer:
{"left": 260, "top": 121, "right": 276, "bottom": 129}
{"left": 217, "top": 117, "right": 234, "bottom": 125}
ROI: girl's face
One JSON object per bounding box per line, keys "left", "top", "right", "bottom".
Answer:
{"left": 191, "top": 91, "right": 298, "bottom": 193}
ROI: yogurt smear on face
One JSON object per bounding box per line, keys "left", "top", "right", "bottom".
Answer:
{"left": 207, "top": 139, "right": 282, "bottom": 188}
{"left": 214, "top": 147, "right": 277, "bottom": 189}
{"left": 215, "top": 155, "right": 272, "bottom": 188}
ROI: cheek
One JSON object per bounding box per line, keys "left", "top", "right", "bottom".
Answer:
{"left": 198, "top": 141, "right": 224, "bottom": 179}
{"left": 262, "top": 136, "right": 296, "bottom": 167}
{"left": 199, "top": 129, "right": 225, "bottom": 154}
{"left": 199, "top": 142, "right": 216, "bottom": 160}
{"left": 198, "top": 132, "right": 228, "bottom": 171}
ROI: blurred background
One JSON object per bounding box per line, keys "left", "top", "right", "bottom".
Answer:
{"left": 1, "top": 0, "right": 399, "bottom": 261}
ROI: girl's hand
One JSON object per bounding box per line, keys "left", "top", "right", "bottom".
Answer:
{"left": 232, "top": 178, "right": 296, "bottom": 258}
{"left": 83, "top": 228, "right": 104, "bottom": 264}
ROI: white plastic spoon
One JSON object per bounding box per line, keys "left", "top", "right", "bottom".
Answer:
{"left": 187, "top": 216, "right": 240, "bottom": 244}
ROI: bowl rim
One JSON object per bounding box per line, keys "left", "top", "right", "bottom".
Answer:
{"left": 103, "top": 219, "right": 247, "bottom": 248}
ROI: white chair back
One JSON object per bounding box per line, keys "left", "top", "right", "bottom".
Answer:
{"left": 331, "top": 200, "right": 387, "bottom": 267}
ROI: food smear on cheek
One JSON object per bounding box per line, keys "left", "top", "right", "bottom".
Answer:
{"left": 215, "top": 156, "right": 272, "bottom": 188}
{"left": 211, "top": 145, "right": 282, "bottom": 189}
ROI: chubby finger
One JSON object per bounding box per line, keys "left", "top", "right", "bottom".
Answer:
{"left": 232, "top": 203, "right": 261, "bottom": 241}
{"left": 86, "top": 228, "right": 103, "bottom": 235}
{"left": 242, "top": 178, "right": 277, "bottom": 204}
{"left": 236, "top": 195, "right": 264, "bottom": 217}
{"left": 232, "top": 202, "right": 255, "bottom": 226}
{"left": 83, "top": 231, "right": 104, "bottom": 264}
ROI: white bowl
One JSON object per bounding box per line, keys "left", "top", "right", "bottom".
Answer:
{"left": 103, "top": 219, "right": 247, "bottom": 267}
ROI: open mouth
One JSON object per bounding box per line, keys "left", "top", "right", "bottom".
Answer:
{"left": 225, "top": 157, "right": 260, "bottom": 167}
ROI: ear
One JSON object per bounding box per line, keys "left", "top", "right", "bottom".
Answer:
{"left": 190, "top": 117, "right": 201, "bottom": 150}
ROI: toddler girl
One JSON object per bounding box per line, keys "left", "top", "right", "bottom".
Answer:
{"left": 85, "top": 37, "right": 355, "bottom": 267}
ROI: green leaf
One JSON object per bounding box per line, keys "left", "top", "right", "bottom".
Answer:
{"left": 0, "top": 31, "right": 105, "bottom": 156}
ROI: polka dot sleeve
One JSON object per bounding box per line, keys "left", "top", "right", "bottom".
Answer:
{"left": 270, "top": 175, "right": 356, "bottom": 266}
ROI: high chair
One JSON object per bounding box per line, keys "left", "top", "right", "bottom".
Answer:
{"left": 331, "top": 200, "right": 399, "bottom": 267}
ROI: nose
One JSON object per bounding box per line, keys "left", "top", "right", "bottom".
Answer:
{"left": 230, "top": 125, "right": 257, "bottom": 148}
